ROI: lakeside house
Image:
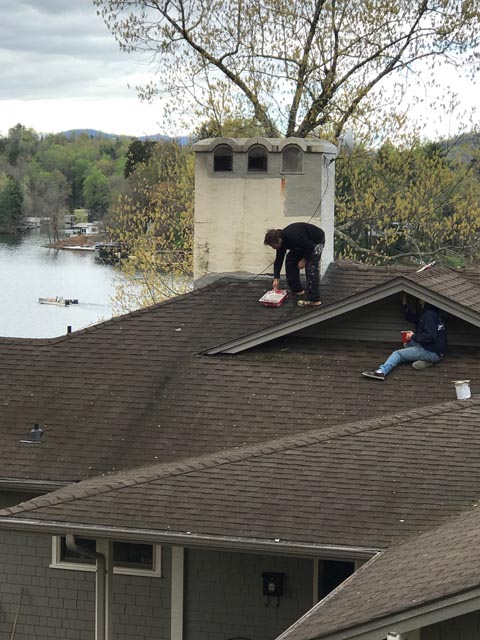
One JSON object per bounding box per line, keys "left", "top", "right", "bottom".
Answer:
{"left": 72, "top": 222, "right": 100, "bottom": 235}
{"left": 1, "top": 139, "right": 480, "bottom": 640}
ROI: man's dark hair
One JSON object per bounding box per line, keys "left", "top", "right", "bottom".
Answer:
{"left": 264, "top": 229, "right": 282, "bottom": 246}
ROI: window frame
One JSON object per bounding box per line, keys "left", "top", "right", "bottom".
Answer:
{"left": 50, "top": 536, "right": 162, "bottom": 578}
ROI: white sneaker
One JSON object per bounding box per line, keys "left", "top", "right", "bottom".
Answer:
{"left": 412, "top": 361, "right": 434, "bottom": 370}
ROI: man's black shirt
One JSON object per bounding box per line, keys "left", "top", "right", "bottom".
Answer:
{"left": 273, "top": 223, "right": 325, "bottom": 278}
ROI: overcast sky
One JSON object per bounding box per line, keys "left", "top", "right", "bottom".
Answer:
{"left": 0, "top": 0, "right": 175, "bottom": 137}
{"left": 0, "top": 0, "right": 477, "bottom": 140}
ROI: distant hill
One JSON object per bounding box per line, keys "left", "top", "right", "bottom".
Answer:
{"left": 61, "top": 129, "right": 190, "bottom": 145}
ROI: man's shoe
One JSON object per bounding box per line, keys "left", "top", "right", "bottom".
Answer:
{"left": 292, "top": 290, "right": 305, "bottom": 296}
{"left": 362, "top": 369, "right": 385, "bottom": 380}
{"left": 412, "top": 360, "right": 434, "bottom": 370}
{"left": 298, "top": 300, "right": 322, "bottom": 307}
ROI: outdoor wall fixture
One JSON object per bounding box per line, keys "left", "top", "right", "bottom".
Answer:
{"left": 20, "top": 423, "right": 44, "bottom": 444}
{"left": 262, "top": 571, "right": 285, "bottom": 607}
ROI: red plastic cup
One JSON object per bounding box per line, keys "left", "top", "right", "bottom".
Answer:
{"left": 401, "top": 330, "right": 411, "bottom": 347}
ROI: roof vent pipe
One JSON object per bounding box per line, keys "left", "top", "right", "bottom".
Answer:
{"left": 20, "top": 423, "right": 44, "bottom": 444}
{"left": 30, "top": 423, "right": 44, "bottom": 441}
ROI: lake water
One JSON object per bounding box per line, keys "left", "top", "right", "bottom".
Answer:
{"left": 0, "top": 230, "right": 121, "bottom": 338}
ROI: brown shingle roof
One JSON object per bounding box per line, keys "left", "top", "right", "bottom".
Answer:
{"left": 405, "top": 266, "right": 480, "bottom": 312}
{"left": 277, "top": 503, "right": 480, "bottom": 640}
{"left": 3, "top": 397, "right": 480, "bottom": 552}
{"left": 2, "top": 263, "right": 480, "bottom": 484}
{"left": 3, "top": 334, "right": 480, "bottom": 483}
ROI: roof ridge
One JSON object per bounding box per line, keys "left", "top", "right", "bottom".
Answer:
{"left": 4, "top": 396, "right": 479, "bottom": 517}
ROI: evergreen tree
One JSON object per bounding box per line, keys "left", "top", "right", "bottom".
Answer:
{"left": 0, "top": 176, "right": 24, "bottom": 228}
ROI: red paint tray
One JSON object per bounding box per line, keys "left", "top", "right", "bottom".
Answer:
{"left": 259, "top": 289, "right": 289, "bottom": 307}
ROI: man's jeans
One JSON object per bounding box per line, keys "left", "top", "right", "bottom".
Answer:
{"left": 379, "top": 340, "right": 443, "bottom": 376}
{"left": 285, "top": 243, "right": 323, "bottom": 302}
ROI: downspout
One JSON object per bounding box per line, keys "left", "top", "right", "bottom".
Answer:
{"left": 66, "top": 535, "right": 113, "bottom": 640}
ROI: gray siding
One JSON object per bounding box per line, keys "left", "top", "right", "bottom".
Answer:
{"left": 184, "top": 549, "right": 313, "bottom": 640}
{"left": 422, "top": 611, "right": 480, "bottom": 639}
{"left": 297, "top": 295, "right": 480, "bottom": 346}
{"left": 0, "top": 532, "right": 171, "bottom": 640}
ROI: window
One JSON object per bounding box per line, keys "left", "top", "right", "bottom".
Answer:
{"left": 282, "top": 146, "right": 303, "bottom": 173}
{"left": 247, "top": 145, "right": 268, "bottom": 172}
{"left": 213, "top": 145, "right": 233, "bottom": 172}
{"left": 60, "top": 536, "right": 96, "bottom": 566}
{"left": 51, "top": 536, "right": 162, "bottom": 577}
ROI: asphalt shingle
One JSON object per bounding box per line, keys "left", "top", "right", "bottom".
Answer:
{"left": 277, "top": 503, "right": 480, "bottom": 640}
{"left": 4, "top": 398, "right": 480, "bottom": 552}
{"left": 2, "top": 263, "right": 480, "bottom": 484}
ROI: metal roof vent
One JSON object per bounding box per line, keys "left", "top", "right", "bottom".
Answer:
{"left": 21, "top": 423, "right": 44, "bottom": 444}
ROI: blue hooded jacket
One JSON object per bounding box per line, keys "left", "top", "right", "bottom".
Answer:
{"left": 403, "top": 302, "right": 448, "bottom": 355}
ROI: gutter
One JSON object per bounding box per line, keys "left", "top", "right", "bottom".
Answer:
{"left": 0, "top": 517, "right": 380, "bottom": 560}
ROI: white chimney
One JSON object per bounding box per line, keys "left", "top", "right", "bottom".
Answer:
{"left": 192, "top": 137, "right": 337, "bottom": 281}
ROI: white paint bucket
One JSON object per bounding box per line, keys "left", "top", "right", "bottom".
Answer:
{"left": 454, "top": 380, "right": 471, "bottom": 400}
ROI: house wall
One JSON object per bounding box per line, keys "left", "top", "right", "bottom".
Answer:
{"left": 0, "top": 531, "right": 171, "bottom": 640}
{"left": 422, "top": 611, "right": 480, "bottom": 639}
{"left": 193, "top": 138, "right": 336, "bottom": 280}
{"left": 0, "top": 532, "right": 314, "bottom": 640}
{"left": 184, "top": 548, "right": 313, "bottom": 640}
{"left": 297, "top": 296, "right": 480, "bottom": 347}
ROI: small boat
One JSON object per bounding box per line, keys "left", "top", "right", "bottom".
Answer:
{"left": 38, "top": 297, "right": 79, "bottom": 306}
{"left": 61, "top": 245, "right": 96, "bottom": 252}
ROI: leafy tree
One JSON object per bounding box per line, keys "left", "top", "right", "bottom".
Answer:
{"left": 193, "top": 116, "right": 267, "bottom": 141}
{"left": 335, "top": 137, "right": 480, "bottom": 265}
{"left": 107, "top": 142, "right": 194, "bottom": 312}
{"left": 0, "top": 125, "right": 132, "bottom": 230}
{"left": 70, "top": 157, "right": 94, "bottom": 209}
{"left": 83, "top": 168, "right": 111, "bottom": 216}
{"left": 45, "top": 171, "right": 70, "bottom": 243}
{"left": 0, "top": 176, "right": 23, "bottom": 228}
{"left": 22, "top": 167, "right": 69, "bottom": 242}
{"left": 94, "top": 0, "right": 480, "bottom": 139}
{"left": 5, "top": 124, "right": 40, "bottom": 166}
{"left": 124, "top": 140, "right": 156, "bottom": 178}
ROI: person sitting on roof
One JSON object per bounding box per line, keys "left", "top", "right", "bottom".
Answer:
{"left": 362, "top": 294, "right": 448, "bottom": 381}
{"left": 264, "top": 222, "right": 325, "bottom": 308}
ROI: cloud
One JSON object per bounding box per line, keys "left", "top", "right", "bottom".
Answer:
{"left": 0, "top": 0, "right": 147, "bottom": 101}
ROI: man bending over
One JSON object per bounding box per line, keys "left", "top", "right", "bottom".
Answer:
{"left": 264, "top": 222, "right": 325, "bottom": 307}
